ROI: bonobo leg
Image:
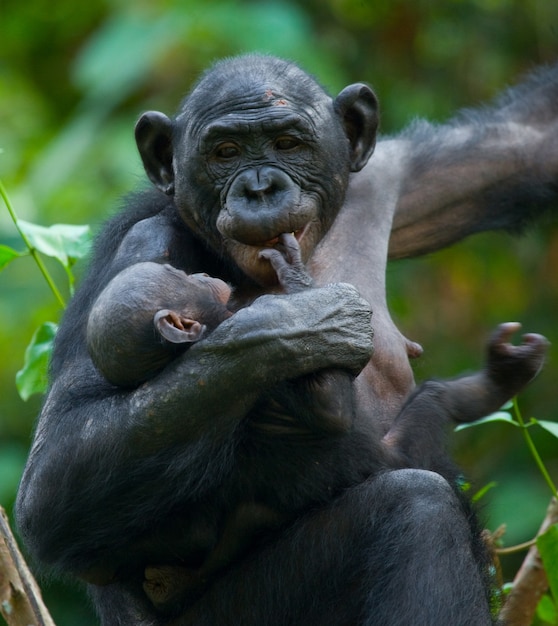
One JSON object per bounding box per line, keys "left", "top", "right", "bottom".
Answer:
{"left": 165, "top": 470, "right": 492, "bottom": 626}
{"left": 142, "top": 503, "right": 286, "bottom": 614}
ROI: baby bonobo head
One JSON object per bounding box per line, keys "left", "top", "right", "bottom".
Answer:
{"left": 87, "top": 262, "right": 232, "bottom": 387}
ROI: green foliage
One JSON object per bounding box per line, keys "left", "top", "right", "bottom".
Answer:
{"left": 538, "top": 525, "right": 558, "bottom": 623}
{"left": 0, "top": 180, "right": 91, "bottom": 399}
{"left": 537, "top": 593, "right": 558, "bottom": 625}
{"left": 0, "top": 244, "right": 21, "bottom": 270}
{"left": 458, "top": 399, "right": 558, "bottom": 625}
{"left": 457, "top": 398, "right": 558, "bottom": 498}
{"left": 15, "top": 321, "right": 58, "bottom": 401}
{"left": 17, "top": 220, "right": 91, "bottom": 294}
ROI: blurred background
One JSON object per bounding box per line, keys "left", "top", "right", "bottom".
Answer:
{"left": 1, "top": 0, "right": 558, "bottom": 623}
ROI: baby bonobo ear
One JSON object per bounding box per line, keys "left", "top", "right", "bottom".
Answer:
{"left": 154, "top": 310, "right": 207, "bottom": 344}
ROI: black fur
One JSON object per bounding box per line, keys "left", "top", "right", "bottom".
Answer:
{"left": 16, "top": 55, "right": 555, "bottom": 625}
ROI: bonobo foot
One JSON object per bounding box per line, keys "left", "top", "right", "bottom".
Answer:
{"left": 485, "top": 322, "right": 548, "bottom": 395}
{"left": 144, "top": 565, "right": 205, "bottom": 614}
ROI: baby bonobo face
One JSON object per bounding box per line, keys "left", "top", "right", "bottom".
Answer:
{"left": 162, "top": 265, "right": 232, "bottom": 305}
{"left": 188, "top": 273, "right": 232, "bottom": 305}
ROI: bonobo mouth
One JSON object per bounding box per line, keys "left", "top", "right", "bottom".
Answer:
{"left": 260, "top": 225, "right": 307, "bottom": 248}
{"left": 223, "top": 222, "right": 317, "bottom": 287}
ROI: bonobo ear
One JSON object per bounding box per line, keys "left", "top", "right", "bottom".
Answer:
{"left": 154, "top": 310, "right": 207, "bottom": 344}
{"left": 135, "top": 112, "right": 175, "bottom": 195}
{"left": 334, "top": 84, "right": 379, "bottom": 172}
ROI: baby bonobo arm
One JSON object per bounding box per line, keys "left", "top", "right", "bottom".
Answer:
{"left": 384, "top": 323, "right": 548, "bottom": 467}
{"left": 258, "top": 234, "right": 356, "bottom": 436}
{"left": 438, "top": 322, "right": 548, "bottom": 422}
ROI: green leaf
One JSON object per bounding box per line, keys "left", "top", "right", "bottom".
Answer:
{"left": 533, "top": 419, "right": 558, "bottom": 440}
{"left": 537, "top": 594, "right": 558, "bottom": 623}
{"left": 18, "top": 220, "right": 92, "bottom": 269}
{"left": 73, "top": 11, "right": 181, "bottom": 104}
{"left": 472, "top": 481, "right": 498, "bottom": 503}
{"left": 15, "top": 322, "right": 57, "bottom": 401}
{"left": 501, "top": 582, "right": 513, "bottom": 595}
{"left": 455, "top": 412, "right": 517, "bottom": 432}
{"left": 0, "top": 244, "right": 22, "bottom": 270}
{"left": 537, "top": 525, "right": 558, "bottom": 602}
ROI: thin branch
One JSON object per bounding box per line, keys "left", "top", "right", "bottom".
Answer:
{"left": 496, "top": 538, "right": 536, "bottom": 556}
{"left": 498, "top": 497, "right": 558, "bottom": 626}
{"left": 0, "top": 506, "right": 56, "bottom": 626}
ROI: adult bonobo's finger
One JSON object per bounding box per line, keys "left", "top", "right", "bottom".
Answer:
{"left": 278, "top": 232, "right": 302, "bottom": 265}
{"left": 259, "top": 248, "right": 287, "bottom": 272}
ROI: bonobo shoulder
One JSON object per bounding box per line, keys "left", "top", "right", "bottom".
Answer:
{"left": 113, "top": 212, "right": 174, "bottom": 265}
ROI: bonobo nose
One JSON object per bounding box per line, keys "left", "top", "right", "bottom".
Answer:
{"left": 218, "top": 166, "right": 302, "bottom": 244}
{"left": 237, "top": 167, "right": 292, "bottom": 200}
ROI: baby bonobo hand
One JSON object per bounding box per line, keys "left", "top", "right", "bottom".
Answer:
{"left": 259, "top": 233, "right": 313, "bottom": 293}
{"left": 485, "top": 322, "right": 549, "bottom": 396}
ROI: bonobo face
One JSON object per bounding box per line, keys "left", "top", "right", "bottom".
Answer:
{"left": 166, "top": 266, "right": 232, "bottom": 306}
{"left": 136, "top": 55, "right": 378, "bottom": 286}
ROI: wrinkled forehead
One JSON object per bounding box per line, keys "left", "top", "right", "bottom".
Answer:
{"left": 177, "top": 56, "right": 332, "bottom": 132}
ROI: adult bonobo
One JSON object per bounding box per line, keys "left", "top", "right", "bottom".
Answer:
{"left": 16, "top": 54, "right": 558, "bottom": 625}
{"left": 83, "top": 234, "right": 547, "bottom": 617}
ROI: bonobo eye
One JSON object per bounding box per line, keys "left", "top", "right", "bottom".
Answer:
{"left": 215, "top": 143, "right": 241, "bottom": 160}
{"left": 274, "top": 136, "right": 301, "bottom": 151}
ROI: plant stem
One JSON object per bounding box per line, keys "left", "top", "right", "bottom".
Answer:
{"left": 513, "top": 397, "right": 558, "bottom": 498}
{"left": 495, "top": 538, "right": 536, "bottom": 555}
{"left": 0, "top": 179, "right": 66, "bottom": 308}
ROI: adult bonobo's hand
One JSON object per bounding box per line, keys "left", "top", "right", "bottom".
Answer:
{"left": 210, "top": 283, "right": 374, "bottom": 378}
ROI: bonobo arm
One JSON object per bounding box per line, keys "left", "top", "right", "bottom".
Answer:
{"left": 387, "top": 63, "right": 558, "bottom": 258}
{"left": 258, "top": 234, "right": 356, "bottom": 435}
{"left": 384, "top": 323, "right": 548, "bottom": 469}
{"left": 16, "top": 283, "right": 372, "bottom": 576}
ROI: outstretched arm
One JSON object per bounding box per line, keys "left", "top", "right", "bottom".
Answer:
{"left": 387, "top": 63, "right": 558, "bottom": 259}
{"left": 384, "top": 323, "right": 548, "bottom": 470}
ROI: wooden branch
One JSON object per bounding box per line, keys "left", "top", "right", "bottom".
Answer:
{"left": 498, "top": 497, "right": 558, "bottom": 626}
{"left": 0, "top": 506, "right": 56, "bottom": 626}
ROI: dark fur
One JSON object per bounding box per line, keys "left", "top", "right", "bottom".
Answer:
{"left": 16, "top": 55, "right": 556, "bottom": 625}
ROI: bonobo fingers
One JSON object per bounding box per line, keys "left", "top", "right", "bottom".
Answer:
{"left": 259, "top": 233, "right": 303, "bottom": 269}
{"left": 486, "top": 322, "right": 549, "bottom": 393}
{"left": 259, "top": 233, "right": 313, "bottom": 293}
{"left": 277, "top": 232, "right": 303, "bottom": 266}
{"left": 258, "top": 247, "right": 287, "bottom": 272}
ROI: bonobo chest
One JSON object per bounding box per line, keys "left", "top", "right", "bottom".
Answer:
{"left": 307, "top": 157, "right": 418, "bottom": 430}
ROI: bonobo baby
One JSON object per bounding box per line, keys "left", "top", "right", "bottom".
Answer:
{"left": 86, "top": 264, "right": 233, "bottom": 387}
{"left": 86, "top": 234, "right": 547, "bottom": 616}
{"left": 86, "top": 234, "right": 352, "bottom": 436}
